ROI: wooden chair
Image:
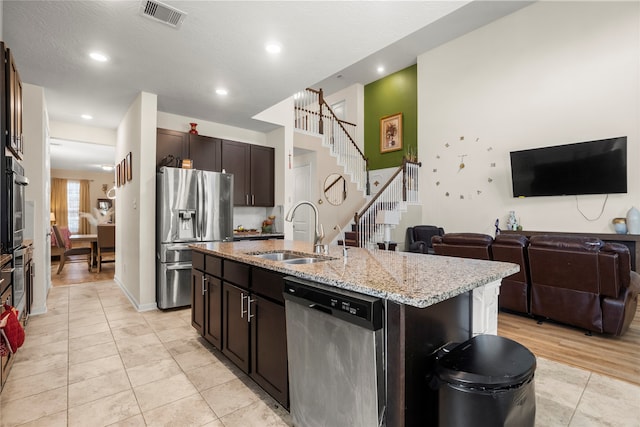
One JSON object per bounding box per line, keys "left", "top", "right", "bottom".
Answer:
{"left": 52, "top": 225, "right": 92, "bottom": 274}
{"left": 96, "top": 224, "right": 116, "bottom": 272}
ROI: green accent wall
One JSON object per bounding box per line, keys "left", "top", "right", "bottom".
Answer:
{"left": 364, "top": 65, "right": 417, "bottom": 170}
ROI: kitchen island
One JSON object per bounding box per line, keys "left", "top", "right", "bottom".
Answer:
{"left": 191, "top": 240, "right": 518, "bottom": 426}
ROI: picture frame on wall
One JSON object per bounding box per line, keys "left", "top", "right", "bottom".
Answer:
{"left": 380, "top": 112, "right": 403, "bottom": 153}
{"left": 120, "top": 159, "right": 126, "bottom": 185}
{"left": 116, "top": 164, "right": 121, "bottom": 187}
{"left": 126, "top": 152, "right": 132, "bottom": 181}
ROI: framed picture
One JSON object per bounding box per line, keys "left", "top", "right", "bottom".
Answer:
{"left": 126, "top": 152, "right": 132, "bottom": 181}
{"left": 380, "top": 112, "right": 403, "bottom": 153}
{"left": 116, "top": 164, "right": 121, "bottom": 187}
{"left": 120, "top": 159, "right": 126, "bottom": 185}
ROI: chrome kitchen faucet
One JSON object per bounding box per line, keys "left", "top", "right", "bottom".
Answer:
{"left": 285, "top": 201, "right": 327, "bottom": 254}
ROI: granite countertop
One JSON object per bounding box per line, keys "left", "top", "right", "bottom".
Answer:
{"left": 191, "top": 240, "right": 519, "bottom": 309}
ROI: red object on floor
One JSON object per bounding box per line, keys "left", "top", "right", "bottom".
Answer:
{"left": 0, "top": 304, "right": 25, "bottom": 354}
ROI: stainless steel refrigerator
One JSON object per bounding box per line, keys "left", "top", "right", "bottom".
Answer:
{"left": 156, "top": 167, "right": 233, "bottom": 309}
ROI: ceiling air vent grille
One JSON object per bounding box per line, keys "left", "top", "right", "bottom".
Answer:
{"left": 139, "top": 0, "right": 187, "bottom": 29}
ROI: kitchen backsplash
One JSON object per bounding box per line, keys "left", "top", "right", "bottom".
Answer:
{"left": 233, "top": 205, "right": 283, "bottom": 233}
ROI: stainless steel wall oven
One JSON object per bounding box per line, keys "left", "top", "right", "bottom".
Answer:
{"left": 2, "top": 156, "right": 28, "bottom": 252}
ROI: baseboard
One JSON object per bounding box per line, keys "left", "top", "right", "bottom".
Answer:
{"left": 114, "top": 275, "right": 158, "bottom": 312}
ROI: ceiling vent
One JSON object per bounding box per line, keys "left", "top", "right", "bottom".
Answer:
{"left": 139, "top": 0, "right": 187, "bottom": 29}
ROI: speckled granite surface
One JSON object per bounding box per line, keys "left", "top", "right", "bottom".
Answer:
{"left": 191, "top": 240, "right": 519, "bottom": 308}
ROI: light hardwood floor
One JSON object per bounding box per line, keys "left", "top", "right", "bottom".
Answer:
{"left": 49, "top": 261, "right": 640, "bottom": 387}
{"left": 498, "top": 304, "right": 640, "bottom": 386}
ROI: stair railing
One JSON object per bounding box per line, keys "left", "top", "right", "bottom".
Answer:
{"left": 294, "top": 88, "right": 370, "bottom": 194}
{"left": 353, "top": 159, "right": 421, "bottom": 248}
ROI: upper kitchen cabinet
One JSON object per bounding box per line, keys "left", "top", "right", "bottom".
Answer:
{"left": 221, "top": 140, "right": 274, "bottom": 207}
{"left": 189, "top": 134, "right": 221, "bottom": 172}
{"left": 156, "top": 128, "right": 188, "bottom": 168}
{"left": 2, "top": 44, "right": 23, "bottom": 159}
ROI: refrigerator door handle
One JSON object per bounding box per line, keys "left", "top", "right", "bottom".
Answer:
{"left": 165, "top": 264, "right": 192, "bottom": 271}
{"left": 197, "top": 172, "right": 204, "bottom": 240}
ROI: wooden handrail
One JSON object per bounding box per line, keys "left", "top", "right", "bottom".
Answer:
{"left": 293, "top": 106, "right": 357, "bottom": 127}
{"left": 354, "top": 159, "right": 421, "bottom": 224}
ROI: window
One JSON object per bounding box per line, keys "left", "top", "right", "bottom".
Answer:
{"left": 67, "top": 180, "right": 80, "bottom": 233}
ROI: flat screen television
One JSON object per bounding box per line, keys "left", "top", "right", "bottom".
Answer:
{"left": 510, "top": 136, "right": 627, "bottom": 197}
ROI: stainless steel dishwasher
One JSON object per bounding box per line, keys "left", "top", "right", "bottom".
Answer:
{"left": 283, "top": 277, "right": 386, "bottom": 427}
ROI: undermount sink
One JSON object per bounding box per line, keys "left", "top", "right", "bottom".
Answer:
{"left": 249, "top": 250, "right": 334, "bottom": 264}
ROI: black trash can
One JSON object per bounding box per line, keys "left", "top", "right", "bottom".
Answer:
{"left": 435, "top": 334, "right": 536, "bottom": 427}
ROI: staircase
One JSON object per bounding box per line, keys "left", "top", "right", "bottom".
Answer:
{"left": 294, "top": 88, "right": 421, "bottom": 248}
{"left": 294, "top": 88, "right": 369, "bottom": 193}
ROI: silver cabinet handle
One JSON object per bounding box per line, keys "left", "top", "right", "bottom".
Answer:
{"left": 201, "top": 275, "right": 206, "bottom": 296}
{"left": 247, "top": 297, "right": 256, "bottom": 322}
{"left": 245, "top": 194, "right": 249, "bottom": 205}
{"left": 251, "top": 194, "right": 255, "bottom": 205}
{"left": 240, "top": 292, "right": 247, "bottom": 318}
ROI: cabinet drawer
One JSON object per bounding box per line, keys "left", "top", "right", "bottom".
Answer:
{"left": 223, "top": 260, "right": 250, "bottom": 288}
{"left": 192, "top": 251, "right": 205, "bottom": 271}
{"left": 252, "top": 268, "right": 285, "bottom": 304}
{"left": 206, "top": 255, "right": 222, "bottom": 277}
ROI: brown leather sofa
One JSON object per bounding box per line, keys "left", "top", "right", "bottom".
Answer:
{"left": 528, "top": 235, "right": 640, "bottom": 336}
{"left": 431, "top": 233, "right": 493, "bottom": 260}
{"left": 430, "top": 233, "right": 640, "bottom": 336}
{"left": 492, "top": 234, "right": 530, "bottom": 314}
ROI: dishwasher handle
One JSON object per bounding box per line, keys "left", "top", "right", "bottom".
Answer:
{"left": 308, "top": 303, "right": 332, "bottom": 316}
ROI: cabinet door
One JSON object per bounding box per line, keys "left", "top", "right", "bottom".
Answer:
{"left": 221, "top": 140, "right": 250, "bottom": 206}
{"left": 250, "top": 146, "right": 274, "bottom": 207}
{"left": 222, "top": 282, "right": 250, "bottom": 372}
{"left": 191, "top": 269, "right": 205, "bottom": 335}
{"left": 250, "top": 295, "right": 289, "bottom": 408}
{"left": 189, "top": 134, "right": 221, "bottom": 172}
{"left": 204, "top": 275, "right": 222, "bottom": 349}
{"left": 6, "top": 48, "right": 22, "bottom": 159}
{"left": 156, "top": 128, "right": 188, "bottom": 168}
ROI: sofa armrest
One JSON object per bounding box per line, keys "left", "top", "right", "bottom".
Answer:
{"left": 408, "top": 241, "right": 427, "bottom": 253}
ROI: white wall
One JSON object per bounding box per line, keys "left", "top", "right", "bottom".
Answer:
{"left": 22, "top": 83, "right": 50, "bottom": 315}
{"left": 324, "top": 84, "right": 365, "bottom": 152}
{"left": 418, "top": 1, "right": 640, "bottom": 235}
{"left": 49, "top": 121, "right": 116, "bottom": 146}
{"left": 157, "top": 112, "right": 267, "bottom": 146}
{"left": 116, "top": 92, "right": 157, "bottom": 310}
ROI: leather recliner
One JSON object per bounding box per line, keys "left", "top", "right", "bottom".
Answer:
{"left": 431, "top": 233, "right": 493, "bottom": 260}
{"left": 405, "top": 225, "right": 445, "bottom": 254}
{"left": 492, "top": 234, "right": 530, "bottom": 314}
{"left": 527, "top": 235, "right": 640, "bottom": 336}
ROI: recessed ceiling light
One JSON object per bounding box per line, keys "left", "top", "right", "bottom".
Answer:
{"left": 89, "top": 52, "right": 109, "bottom": 62}
{"left": 377, "top": 66, "right": 385, "bottom": 74}
{"left": 216, "top": 88, "right": 228, "bottom": 96}
{"left": 265, "top": 43, "right": 282, "bottom": 54}
{"left": 81, "top": 114, "right": 93, "bottom": 120}
{"left": 101, "top": 165, "right": 114, "bottom": 171}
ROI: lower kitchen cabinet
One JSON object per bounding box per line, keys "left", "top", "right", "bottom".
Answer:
{"left": 222, "top": 282, "right": 250, "bottom": 372}
{"left": 191, "top": 268, "right": 222, "bottom": 349}
{"left": 191, "top": 251, "right": 289, "bottom": 409}
{"left": 251, "top": 294, "right": 288, "bottom": 406}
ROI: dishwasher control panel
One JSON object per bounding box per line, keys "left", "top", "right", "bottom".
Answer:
{"left": 283, "top": 277, "right": 383, "bottom": 331}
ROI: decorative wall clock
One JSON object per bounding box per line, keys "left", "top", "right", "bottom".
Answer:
{"left": 432, "top": 136, "right": 498, "bottom": 199}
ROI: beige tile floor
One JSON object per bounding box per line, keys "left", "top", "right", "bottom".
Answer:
{"left": 1, "top": 280, "right": 639, "bottom": 426}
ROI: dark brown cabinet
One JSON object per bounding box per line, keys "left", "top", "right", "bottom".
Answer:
{"left": 156, "top": 128, "right": 188, "bottom": 167}
{"left": 221, "top": 140, "right": 274, "bottom": 207}
{"left": 191, "top": 251, "right": 289, "bottom": 408}
{"left": 1, "top": 43, "right": 23, "bottom": 159}
{"left": 191, "top": 252, "right": 223, "bottom": 349}
{"left": 189, "top": 134, "right": 221, "bottom": 172}
{"left": 0, "top": 256, "right": 14, "bottom": 390}
{"left": 220, "top": 140, "right": 250, "bottom": 206}
{"left": 222, "top": 282, "right": 251, "bottom": 372}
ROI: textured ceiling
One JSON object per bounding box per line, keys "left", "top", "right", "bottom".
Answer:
{"left": 3, "top": 1, "right": 531, "bottom": 170}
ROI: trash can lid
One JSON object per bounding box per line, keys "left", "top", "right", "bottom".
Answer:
{"left": 436, "top": 334, "right": 536, "bottom": 388}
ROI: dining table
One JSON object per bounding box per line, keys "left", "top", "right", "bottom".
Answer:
{"left": 70, "top": 234, "right": 98, "bottom": 267}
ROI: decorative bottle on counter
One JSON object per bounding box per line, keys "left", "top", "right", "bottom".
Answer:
{"left": 189, "top": 122, "right": 198, "bottom": 135}
{"left": 626, "top": 207, "right": 640, "bottom": 234}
